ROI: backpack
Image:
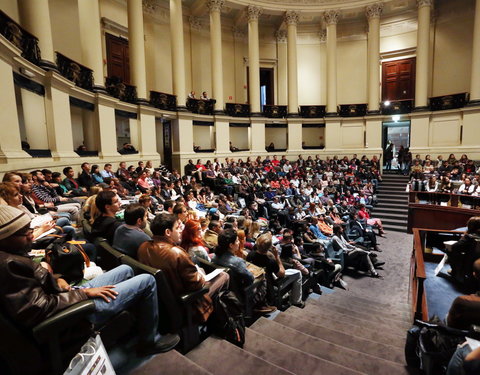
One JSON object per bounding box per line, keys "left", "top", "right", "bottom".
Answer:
{"left": 46, "top": 238, "right": 90, "bottom": 284}
{"left": 208, "top": 290, "right": 246, "bottom": 348}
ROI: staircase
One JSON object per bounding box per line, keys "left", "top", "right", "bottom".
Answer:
{"left": 131, "top": 292, "right": 412, "bottom": 375}
{"left": 374, "top": 173, "right": 410, "bottom": 233}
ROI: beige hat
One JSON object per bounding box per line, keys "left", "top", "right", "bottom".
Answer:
{"left": 0, "top": 205, "right": 31, "bottom": 240}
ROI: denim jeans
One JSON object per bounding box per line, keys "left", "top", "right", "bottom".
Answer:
{"left": 85, "top": 265, "right": 159, "bottom": 344}
{"left": 446, "top": 342, "right": 471, "bottom": 375}
{"left": 56, "top": 217, "right": 76, "bottom": 239}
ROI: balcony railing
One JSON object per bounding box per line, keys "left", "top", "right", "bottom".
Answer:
{"left": 299, "top": 105, "right": 326, "bottom": 118}
{"left": 0, "top": 10, "right": 40, "bottom": 65}
{"left": 225, "top": 103, "right": 250, "bottom": 117}
{"left": 186, "top": 98, "right": 216, "bottom": 115}
{"left": 56, "top": 52, "right": 93, "bottom": 91}
{"left": 338, "top": 104, "right": 367, "bottom": 117}
{"left": 150, "top": 90, "right": 177, "bottom": 111}
{"left": 105, "top": 76, "right": 138, "bottom": 104}
{"left": 429, "top": 92, "right": 469, "bottom": 111}
{"left": 381, "top": 99, "right": 414, "bottom": 115}
{"left": 263, "top": 105, "right": 287, "bottom": 118}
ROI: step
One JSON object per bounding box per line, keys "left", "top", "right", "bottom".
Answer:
{"left": 282, "top": 307, "right": 406, "bottom": 348}
{"left": 244, "top": 328, "right": 363, "bottom": 375}
{"left": 251, "top": 318, "right": 409, "bottom": 375}
{"left": 384, "top": 224, "right": 407, "bottom": 233}
{"left": 317, "top": 292, "right": 412, "bottom": 314}
{"left": 372, "top": 208, "right": 408, "bottom": 216}
{"left": 380, "top": 217, "right": 408, "bottom": 225}
{"left": 301, "top": 303, "right": 410, "bottom": 334}
{"left": 186, "top": 336, "right": 294, "bottom": 375}
{"left": 345, "top": 289, "right": 411, "bottom": 309}
{"left": 375, "top": 212, "right": 408, "bottom": 221}
{"left": 308, "top": 298, "right": 412, "bottom": 328}
{"left": 376, "top": 202, "right": 409, "bottom": 209}
{"left": 315, "top": 294, "right": 411, "bottom": 322}
{"left": 379, "top": 186, "right": 408, "bottom": 191}
{"left": 273, "top": 313, "right": 405, "bottom": 364}
{"left": 130, "top": 349, "right": 212, "bottom": 375}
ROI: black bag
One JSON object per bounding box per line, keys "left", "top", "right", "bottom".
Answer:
{"left": 405, "top": 320, "right": 468, "bottom": 375}
{"left": 208, "top": 290, "right": 246, "bottom": 348}
{"left": 46, "top": 239, "right": 90, "bottom": 284}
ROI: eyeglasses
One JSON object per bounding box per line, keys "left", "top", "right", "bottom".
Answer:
{"left": 14, "top": 228, "right": 34, "bottom": 237}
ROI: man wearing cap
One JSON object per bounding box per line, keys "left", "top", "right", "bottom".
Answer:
{"left": 0, "top": 205, "right": 179, "bottom": 356}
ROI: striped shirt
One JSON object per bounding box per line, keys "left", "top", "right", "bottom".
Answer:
{"left": 31, "top": 183, "right": 61, "bottom": 203}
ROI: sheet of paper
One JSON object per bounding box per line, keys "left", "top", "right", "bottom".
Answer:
{"left": 30, "top": 213, "right": 53, "bottom": 228}
{"left": 434, "top": 253, "right": 448, "bottom": 276}
{"left": 204, "top": 268, "right": 224, "bottom": 282}
{"left": 35, "top": 228, "right": 56, "bottom": 240}
{"left": 466, "top": 337, "right": 480, "bottom": 351}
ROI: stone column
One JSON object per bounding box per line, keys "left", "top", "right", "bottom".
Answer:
{"left": 415, "top": 0, "right": 433, "bottom": 110}
{"left": 208, "top": 0, "right": 225, "bottom": 113}
{"left": 78, "top": 0, "right": 106, "bottom": 91}
{"left": 324, "top": 10, "right": 340, "bottom": 115}
{"left": 470, "top": 0, "right": 480, "bottom": 105}
{"left": 285, "top": 11, "right": 299, "bottom": 116}
{"left": 275, "top": 30, "right": 288, "bottom": 106}
{"left": 170, "top": 0, "right": 187, "bottom": 110}
{"left": 0, "top": 59, "right": 29, "bottom": 161}
{"left": 18, "top": 0, "right": 57, "bottom": 70}
{"left": 366, "top": 3, "right": 383, "bottom": 114}
{"left": 247, "top": 5, "right": 262, "bottom": 115}
{"left": 127, "top": 0, "right": 148, "bottom": 103}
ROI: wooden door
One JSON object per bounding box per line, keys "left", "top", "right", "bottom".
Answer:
{"left": 382, "top": 57, "right": 415, "bottom": 101}
{"left": 106, "top": 33, "right": 130, "bottom": 83}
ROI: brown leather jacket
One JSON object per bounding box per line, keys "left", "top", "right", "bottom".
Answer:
{"left": 0, "top": 251, "right": 87, "bottom": 329}
{"left": 138, "top": 236, "right": 205, "bottom": 297}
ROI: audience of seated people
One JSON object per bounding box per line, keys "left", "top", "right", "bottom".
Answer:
{"left": 405, "top": 153, "right": 479, "bottom": 207}
{"left": 0, "top": 152, "right": 434, "bottom": 372}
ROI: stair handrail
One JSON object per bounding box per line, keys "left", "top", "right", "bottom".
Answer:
{"left": 410, "top": 228, "right": 428, "bottom": 321}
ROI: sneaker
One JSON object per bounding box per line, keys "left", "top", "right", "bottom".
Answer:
{"left": 137, "top": 333, "right": 180, "bottom": 356}
{"left": 254, "top": 305, "right": 277, "bottom": 314}
{"left": 337, "top": 278, "right": 349, "bottom": 290}
{"left": 292, "top": 301, "right": 305, "bottom": 309}
{"left": 312, "top": 283, "right": 322, "bottom": 294}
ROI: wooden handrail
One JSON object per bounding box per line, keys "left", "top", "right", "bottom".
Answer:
{"left": 413, "top": 229, "right": 426, "bottom": 279}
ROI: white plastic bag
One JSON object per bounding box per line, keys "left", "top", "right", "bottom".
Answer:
{"left": 64, "top": 335, "right": 115, "bottom": 375}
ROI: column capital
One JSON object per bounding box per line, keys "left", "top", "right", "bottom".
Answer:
{"left": 189, "top": 16, "right": 202, "bottom": 31}
{"left": 207, "top": 0, "right": 224, "bottom": 13}
{"left": 142, "top": 0, "right": 159, "bottom": 14}
{"left": 366, "top": 2, "right": 384, "bottom": 20}
{"left": 318, "top": 30, "right": 327, "bottom": 42}
{"left": 232, "top": 26, "right": 246, "bottom": 40}
{"left": 323, "top": 10, "right": 340, "bottom": 26}
{"left": 247, "top": 5, "right": 263, "bottom": 22}
{"left": 275, "top": 30, "right": 287, "bottom": 43}
{"left": 417, "top": 0, "right": 433, "bottom": 8}
{"left": 284, "top": 10, "right": 300, "bottom": 26}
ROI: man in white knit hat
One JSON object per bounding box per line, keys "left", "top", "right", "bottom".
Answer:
{"left": 0, "top": 205, "right": 179, "bottom": 356}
